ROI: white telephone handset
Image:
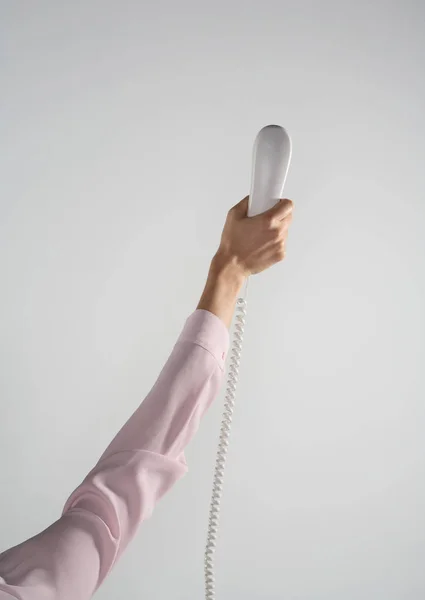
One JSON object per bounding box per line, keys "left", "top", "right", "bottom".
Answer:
{"left": 249, "top": 125, "right": 292, "bottom": 216}
{"left": 204, "top": 125, "right": 292, "bottom": 600}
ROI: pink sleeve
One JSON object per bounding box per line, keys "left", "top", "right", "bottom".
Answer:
{"left": 0, "top": 309, "right": 229, "bottom": 600}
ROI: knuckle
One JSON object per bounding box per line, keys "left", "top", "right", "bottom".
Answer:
{"left": 276, "top": 242, "right": 286, "bottom": 260}
{"left": 265, "top": 215, "right": 275, "bottom": 229}
{"left": 273, "top": 227, "right": 285, "bottom": 243}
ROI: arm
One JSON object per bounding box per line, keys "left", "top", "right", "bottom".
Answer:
{"left": 0, "top": 313, "right": 232, "bottom": 600}
{"left": 0, "top": 196, "right": 293, "bottom": 600}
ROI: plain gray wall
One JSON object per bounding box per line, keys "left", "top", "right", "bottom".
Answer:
{"left": 1, "top": 1, "right": 424, "bottom": 598}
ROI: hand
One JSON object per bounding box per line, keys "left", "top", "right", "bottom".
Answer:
{"left": 215, "top": 196, "right": 294, "bottom": 277}
{"left": 197, "top": 196, "right": 294, "bottom": 328}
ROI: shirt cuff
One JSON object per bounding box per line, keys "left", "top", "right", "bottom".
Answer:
{"left": 178, "top": 309, "right": 230, "bottom": 370}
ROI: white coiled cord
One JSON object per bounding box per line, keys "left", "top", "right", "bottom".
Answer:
{"left": 204, "top": 292, "right": 248, "bottom": 600}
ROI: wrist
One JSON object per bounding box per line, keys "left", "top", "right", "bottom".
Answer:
{"left": 196, "top": 251, "right": 247, "bottom": 329}
{"left": 210, "top": 249, "right": 247, "bottom": 285}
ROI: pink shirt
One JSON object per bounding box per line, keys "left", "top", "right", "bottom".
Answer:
{"left": 0, "top": 309, "right": 229, "bottom": 600}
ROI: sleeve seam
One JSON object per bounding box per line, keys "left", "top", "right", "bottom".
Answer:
{"left": 93, "top": 448, "right": 190, "bottom": 471}
{"left": 177, "top": 338, "right": 225, "bottom": 371}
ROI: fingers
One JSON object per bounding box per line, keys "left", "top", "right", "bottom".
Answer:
{"left": 269, "top": 207, "right": 291, "bottom": 262}
{"left": 255, "top": 240, "right": 286, "bottom": 273}
{"left": 266, "top": 210, "right": 292, "bottom": 241}
{"left": 230, "top": 197, "right": 293, "bottom": 222}
{"left": 263, "top": 198, "right": 293, "bottom": 222}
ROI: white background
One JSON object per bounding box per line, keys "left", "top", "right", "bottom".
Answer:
{"left": 1, "top": 1, "right": 424, "bottom": 598}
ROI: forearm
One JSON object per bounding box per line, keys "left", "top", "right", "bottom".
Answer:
{"left": 197, "top": 251, "right": 246, "bottom": 329}
{"left": 95, "top": 309, "right": 229, "bottom": 462}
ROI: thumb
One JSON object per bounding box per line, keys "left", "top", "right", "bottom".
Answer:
{"left": 262, "top": 198, "right": 293, "bottom": 221}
